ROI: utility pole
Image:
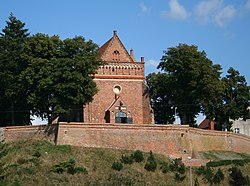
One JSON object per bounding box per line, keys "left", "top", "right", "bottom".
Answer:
{"left": 188, "top": 157, "right": 192, "bottom": 186}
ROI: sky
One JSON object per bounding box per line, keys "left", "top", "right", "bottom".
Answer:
{"left": 1, "top": 0, "right": 250, "bottom": 124}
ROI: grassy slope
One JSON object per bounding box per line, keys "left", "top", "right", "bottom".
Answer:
{"left": 0, "top": 140, "right": 250, "bottom": 186}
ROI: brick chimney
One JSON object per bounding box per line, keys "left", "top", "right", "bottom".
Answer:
{"left": 210, "top": 121, "right": 215, "bottom": 130}
{"left": 141, "top": 56, "right": 145, "bottom": 63}
{"left": 130, "top": 49, "right": 134, "bottom": 58}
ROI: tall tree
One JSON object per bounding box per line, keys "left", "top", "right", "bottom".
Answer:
{"left": 215, "top": 67, "right": 250, "bottom": 130}
{"left": 0, "top": 13, "right": 30, "bottom": 126}
{"left": 146, "top": 72, "right": 175, "bottom": 124}
{"left": 148, "top": 44, "right": 224, "bottom": 126}
{"left": 21, "top": 34, "right": 102, "bottom": 123}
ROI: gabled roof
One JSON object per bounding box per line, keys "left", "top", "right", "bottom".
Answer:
{"left": 105, "top": 96, "right": 121, "bottom": 111}
{"left": 99, "top": 31, "right": 135, "bottom": 62}
{"left": 105, "top": 96, "right": 129, "bottom": 112}
{"left": 198, "top": 119, "right": 210, "bottom": 129}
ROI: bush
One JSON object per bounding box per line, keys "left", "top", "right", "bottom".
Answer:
{"left": 160, "top": 162, "right": 169, "bottom": 173}
{"left": 206, "top": 160, "right": 232, "bottom": 167}
{"left": 194, "top": 177, "right": 199, "bottom": 186}
{"left": 120, "top": 154, "right": 133, "bottom": 164}
{"left": 175, "top": 173, "right": 186, "bottom": 182}
{"left": 51, "top": 157, "right": 87, "bottom": 175}
{"left": 229, "top": 167, "right": 248, "bottom": 186}
{"left": 132, "top": 150, "right": 144, "bottom": 163}
{"left": 204, "top": 166, "right": 214, "bottom": 185}
{"left": 169, "top": 158, "right": 182, "bottom": 172}
{"left": 195, "top": 166, "right": 206, "bottom": 176}
{"left": 232, "top": 159, "right": 245, "bottom": 166}
{"left": 74, "top": 166, "right": 88, "bottom": 174}
{"left": 178, "top": 164, "right": 186, "bottom": 174}
{"left": 112, "top": 162, "right": 123, "bottom": 171}
{"left": 144, "top": 151, "right": 157, "bottom": 172}
{"left": 169, "top": 158, "right": 185, "bottom": 174}
{"left": 11, "top": 175, "right": 20, "bottom": 186}
{"left": 213, "top": 168, "right": 224, "bottom": 184}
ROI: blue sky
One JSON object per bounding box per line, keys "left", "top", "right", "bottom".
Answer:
{"left": 1, "top": 0, "right": 250, "bottom": 123}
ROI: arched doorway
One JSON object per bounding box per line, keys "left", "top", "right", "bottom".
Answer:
{"left": 115, "top": 111, "right": 127, "bottom": 123}
{"left": 104, "top": 110, "right": 110, "bottom": 123}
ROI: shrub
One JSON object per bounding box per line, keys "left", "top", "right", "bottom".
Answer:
{"left": 169, "top": 158, "right": 185, "bottom": 174}
{"left": 178, "top": 164, "right": 186, "bottom": 174}
{"left": 229, "top": 167, "right": 248, "bottom": 186}
{"left": 11, "top": 175, "right": 20, "bottom": 186}
{"left": 132, "top": 150, "right": 144, "bottom": 163}
{"left": 206, "top": 160, "right": 232, "bottom": 167}
{"left": 232, "top": 159, "right": 245, "bottom": 166}
{"left": 195, "top": 166, "right": 206, "bottom": 176}
{"left": 194, "top": 177, "right": 199, "bottom": 186}
{"left": 213, "top": 168, "right": 224, "bottom": 184}
{"left": 74, "top": 166, "right": 88, "bottom": 174}
{"left": 51, "top": 157, "right": 87, "bottom": 175}
{"left": 204, "top": 166, "right": 214, "bottom": 185}
{"left": 169, "top": 158, "right": 182, "bottom": 172}
{"left": 144, "top": 151, "right": 157, "bottom": 172}
{"left": 120, "top": 154, "right": 133, "bottom": 164}
{"left": 160, "top": 162, "right": 169, "bottom": 173}
{"left": 112, "top": 162, "right": 123, "bottom": 171}
{"left": 175, "top": 173, "right": 186, "bottom": 182}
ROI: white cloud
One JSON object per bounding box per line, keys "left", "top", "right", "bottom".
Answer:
{"left": 140, "top": 2, "right": 150, "bottom": 14}
{"left": 146, "top": 59, "right": 159, "bottom": 67}
{"left": 246, "top": 0, "right": 250, "bottom": 10}
{"left": 195, "top": 0, "right": 236, "bottom": 27}
{"left": 195, "top": 0, "right": 223, "bottom": 24}
{"left": 215, "top": 5, "right": 236, "bottom": 27}
{"left": 161, "top": 0, "right": 190, "bottom": 21}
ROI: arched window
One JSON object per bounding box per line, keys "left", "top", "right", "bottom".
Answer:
{"left": 115, "top": 111, "right": 127, "bottom": 123}
{"left": 113, "top": 50, "right": 120, "bottom": 61}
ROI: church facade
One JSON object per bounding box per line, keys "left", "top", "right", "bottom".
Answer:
{"left": 84, "top": 31, "right": 153, "bottom": 124}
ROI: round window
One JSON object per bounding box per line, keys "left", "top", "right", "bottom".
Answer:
{"left": 113, "top": 85, "right": 122, "bottom": 95}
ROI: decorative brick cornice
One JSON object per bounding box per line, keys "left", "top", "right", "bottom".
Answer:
{"left": 94, "top": 74, "right": 144, "bottom": 79}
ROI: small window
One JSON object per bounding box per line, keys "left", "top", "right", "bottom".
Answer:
{"left": 113, "top": 50, "right": 120, "bottom": 61}
{"left": 234, "top": 128, "right": 240, "bottom": 133}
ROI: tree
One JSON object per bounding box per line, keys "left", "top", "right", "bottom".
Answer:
{"left": 0, "top": 13, "right": 30, "bottom": 126}
{"left": 229, "top": 167, "right": 248, "bottom": 186}
{"left": 148, "top": 44, "right": 224, "bottom": 125}
{"left": 215, "top": 67, "right": 250, "bottom": 130}
{"left": 146, "top": 72, "right": 175, "bottom": 124}
{"left": 21, "top": 34, "right": 102, "bottom": 123}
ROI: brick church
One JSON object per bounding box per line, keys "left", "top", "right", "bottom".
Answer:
{"left": 84, "top": 31, "right": 154, "bottom": 124}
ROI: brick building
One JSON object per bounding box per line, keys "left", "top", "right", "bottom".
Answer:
{"left": 84, "top": 31, "right": 154, "bottom": 124}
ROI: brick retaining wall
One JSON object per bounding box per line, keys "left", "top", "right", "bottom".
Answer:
{"left": 1, "top": 123, "right": 250, "bottom": 163}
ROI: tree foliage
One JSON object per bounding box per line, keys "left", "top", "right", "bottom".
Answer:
{"left": 148, "top": 44, "right": 224, "bottom": 125}
{"left": 215, "top": 67, "right": 250, "bottom": 130}
{"left": 21, "top": 34, "right": 101, "bottom": 123}
{"left": 0, "top": 14, "right": 102, "bottom": 125}
{"left": 0, "top": 13, "right": 30, "bottom": 125}
{"left": 146, "top": 72, "right": 175, "bottom": 124}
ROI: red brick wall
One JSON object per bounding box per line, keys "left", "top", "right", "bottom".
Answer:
{"left": 84, "top": 79, "right": 150, "bottom": 124}
{"left": 57, "top": 123, "right": 250, "bottom": 159}
{"left": 2, "top": 123, "right": 250, "bottom": 165}
{"left": 3, "top": 124, "right": 58, "bottom": 143}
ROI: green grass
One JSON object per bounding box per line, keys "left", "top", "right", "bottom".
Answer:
{"left": 0, "top": 140, "right": 250, "bottom": 185}
{"left": 202, "top": 150, "right": 250, "bottom": 161}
